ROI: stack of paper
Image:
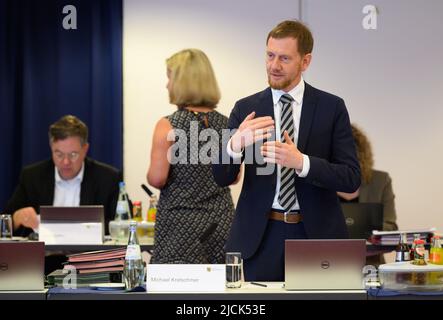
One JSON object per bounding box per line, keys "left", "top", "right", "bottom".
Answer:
{"left": 370, "top": 228, "right": 436, "bottom": 245}
{"left": 47, "top": 269, "right": 122, "bottom": 287}
{"left": 64, "top": 248, "right": 126, "bottom": 274}
{"left": 47, "top": 248, "right": 127, "bottom": 286}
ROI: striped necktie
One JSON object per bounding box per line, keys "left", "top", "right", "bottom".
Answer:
{"left": 278, "top": 94, "right": 296, "bottom": 211}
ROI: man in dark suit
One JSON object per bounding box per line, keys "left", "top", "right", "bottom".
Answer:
{"left": 5, "top": 115, "right": 121, "bottom": 237}
{"left": 212, "top": 20, "right": 361, "bottom": 281}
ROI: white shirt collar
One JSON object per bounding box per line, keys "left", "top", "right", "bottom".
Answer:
{"left": 55, "top": 162, "right": 85, "bottom": 184}
{"left": 271, "top": 76, "right": 305, "bottom": 105}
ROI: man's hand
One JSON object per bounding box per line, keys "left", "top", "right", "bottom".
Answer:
{"left": 231, "top": 112, "right": 275, "bottom": 153}
{"left": 337, "top": 189, "right": 360, "bottom": 201}
{"left": 13, "top": 207, "right": 39, "bottom": 230}
{"left": 261, "top": 131, "right": 304, "bottom": 170}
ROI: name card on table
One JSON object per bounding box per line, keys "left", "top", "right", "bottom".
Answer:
{"left": 147, "top": 264, "right": 226, "bottom": 292}
{"left": 39, "top": 223, "right": 103, "bottom": 244}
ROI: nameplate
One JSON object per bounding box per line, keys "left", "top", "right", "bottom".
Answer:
{"left": 39, "top": 222, "right": 103, "bottom": 244}
{"left": 146, "top": 264, "right": 226, "bottom": 292}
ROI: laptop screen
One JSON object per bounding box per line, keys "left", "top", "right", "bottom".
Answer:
{"left": 39, "top": 206, "right": 105, "bottom": 242}
{"left": 284, "top": 239, "right": 366, "bottom": 290}
{"left": 341, "top": 203, "right": 383, "bottom": 240}
{"left": 39, "top": 205, "right": 104, "bottom": 224}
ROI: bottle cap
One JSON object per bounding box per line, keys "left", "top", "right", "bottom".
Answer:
{"left": 415, "top": 239, "right": 425, "bottom": 244}
{"left": 133, "top": 201, "right": 141, "bottom": 206}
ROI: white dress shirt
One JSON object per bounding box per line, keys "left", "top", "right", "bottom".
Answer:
{"left": 53, "top": 162, "right": 85, "bottom": 207}
{"left": 227, "top": 78, "right": 310, "bottom": 211}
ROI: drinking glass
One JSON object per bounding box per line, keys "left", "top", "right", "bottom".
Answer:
{"left": 0, "top": 214, "right": 13, "bottom": 239}
{"left": 226, "top": 252, "right": 242, "bottom": 288}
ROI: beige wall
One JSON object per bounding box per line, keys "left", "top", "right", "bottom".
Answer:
{"left": 123, "top": 0, "right": 299, "bottom": 210}
{"left": 302, "top": 0, "right": 443, "bottom": 232}
{"left": 124, "top": 0, "right": 443, "bottom": 232}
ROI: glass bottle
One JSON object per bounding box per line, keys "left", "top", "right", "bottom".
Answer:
{"left": 409, "top": 233, "right": 420, "bottom": 262}
{"left": 146, "top": 196, "right": 157, "bottom": 238}
{"left": 132, "top": 201, "right": 145, "bottom": 238}
{"left": 132, "top": 201, "right": 142, "bottom": 222}
{"left": 147, "top": 196, "right": 157, "bottom": 222}
{"left": 412, "top": 239, "right": 427, "bottom": 266}
{"left": 115, "top": 182, "right": 131, "bottom": 221}
{"left": 123, "top": 221, "right": 145, "bottom": 290}
{"left": 430, "top": 235, "right": 443, "bottom": 265}
{"left": 395, "top": 233, "right": 411, "bottom": 262}
{"left": 429, "top": 236, "right": 443, "bottom": 284}
{"left": 112, "top": 182, "right": 131, "bottom": 243}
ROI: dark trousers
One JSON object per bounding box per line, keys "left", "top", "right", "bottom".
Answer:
{"left": 243, "top": 220, "right": 307, "bottom": 281}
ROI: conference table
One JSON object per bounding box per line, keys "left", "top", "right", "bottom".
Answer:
{"left": 44, "top": 237, "right": 154, "bottom": 253}
{"left": 43, "top": 239, "right": 391, "bottom": 254}
{"left": 2, "top": 285, "right": 443, "bottom": 300}
{"left": 1, "top": 283, "right": 367, "bottom": 300}
{"left": 4, "top": 240, "right": 441, "bottom": 300}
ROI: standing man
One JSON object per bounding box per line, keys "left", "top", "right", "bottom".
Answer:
{"left": 5, "top": 115, "right": 121, "bottom": 237}
{"left": 212, "top": 20, "right": 360, "bottom": 281}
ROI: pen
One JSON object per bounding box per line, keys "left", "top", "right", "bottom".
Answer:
{"left": 250, "top": 282, "right": 267, "bottom": 287}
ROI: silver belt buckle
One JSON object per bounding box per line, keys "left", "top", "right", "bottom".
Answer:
{"left": 284, "top": 211, "right": 296, "bottom": 224}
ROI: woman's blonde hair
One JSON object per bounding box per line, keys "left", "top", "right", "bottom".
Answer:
{"left": 351, "top": 124, "right": 374, "bottom": 184}
{"left": 166, "top": 49, "right": 220, "bottom": 108}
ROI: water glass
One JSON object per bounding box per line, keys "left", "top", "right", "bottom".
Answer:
{"left": 0, "top": 214, "right": 13, "bottom": 239}
{"left": 226, "top": 252, "right": 242, "bottom": 288}
{"left": 109, "top": 220, "right": 130, "bottom": 244}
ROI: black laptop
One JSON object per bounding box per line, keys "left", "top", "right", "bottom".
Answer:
{"left": 341, "top": 203, "right": 383, "bottom": 239}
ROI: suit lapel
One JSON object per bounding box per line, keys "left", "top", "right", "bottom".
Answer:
{"left": 42, "top": 161, "right": 55, "bottom": 205}
{"left": 298, "top": 82, "right": 318, "bottom": 152}
{"left": 256, "top": 88, "right": 276, "bottom": 183}
{"left": 80, "top": 158, "right": 93, "bottom": 205}
{"left": 256, "top": 87, "right": 274, "bottom": 119}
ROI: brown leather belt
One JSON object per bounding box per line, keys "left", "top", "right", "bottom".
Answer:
{"left": 269, "top": 211, "right": 303, "bottom": 224}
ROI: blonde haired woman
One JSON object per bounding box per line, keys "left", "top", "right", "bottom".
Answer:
{"left": 147, "top": 49, "right": 236, "bottom": 264}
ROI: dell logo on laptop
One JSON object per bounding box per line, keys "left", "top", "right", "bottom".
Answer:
{"left": 345, "top": 217, "right": 354, "bottom": 226}
{"left": 321, "top": 261, "right": 330, "bottom": 269}
{"left": 0, "top": 263, "right": 8, "bottom": 271}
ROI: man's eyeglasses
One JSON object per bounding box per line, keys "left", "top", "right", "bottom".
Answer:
{"left": 53, "top": 151, "right": 80, "bottom": 162}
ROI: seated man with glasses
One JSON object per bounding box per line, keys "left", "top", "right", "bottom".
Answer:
{"left": 5, "top": 115, "right": 121, "bottom": 237}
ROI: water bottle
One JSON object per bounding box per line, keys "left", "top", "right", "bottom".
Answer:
{"left": 123, "top": 221, "right": 145, "bottom": 290}
{"left": 115, "top": 182, "right": 131, "bottom": 221}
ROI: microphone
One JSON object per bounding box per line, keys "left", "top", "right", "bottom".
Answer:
{"left": 141, "top": 184, "right": 154, "bottom": 197}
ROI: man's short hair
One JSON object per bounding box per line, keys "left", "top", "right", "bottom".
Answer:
{"left": 166, "top": 48, "right": 220, "bottom": 109}
{"left": 49, "top": 115, "right": 88, "bottom": 145}
{"left": 267, "top": 20, "right": 314, "bottom": 56}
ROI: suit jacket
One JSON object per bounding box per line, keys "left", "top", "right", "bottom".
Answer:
{"left": 359, "top": 170, "right": 398, "bottom": 231}
{"left": 5, "top": 157, "right": 121, "bottom": 236}
{"left": 212, "top": 83, "right": 361, "bottom": 259}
